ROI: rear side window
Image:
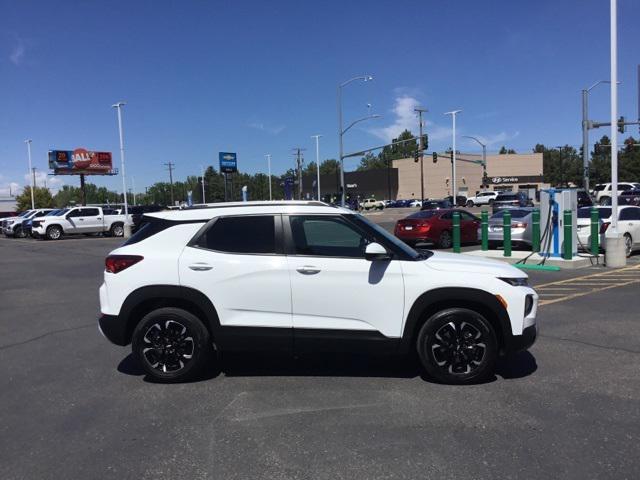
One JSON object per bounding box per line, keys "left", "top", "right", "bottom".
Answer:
{"left": 196, "top": 216, "right": 276, "bottom": 254}
{"left": 620, "top": 208, "right": 640, "bottom": 221}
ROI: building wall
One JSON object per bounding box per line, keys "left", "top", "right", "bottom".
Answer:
{"left": 392, "top": 153, "right": 544, "bottom": 199}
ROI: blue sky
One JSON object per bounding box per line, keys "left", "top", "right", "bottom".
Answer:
{"left": 1, "top": 0, "right": 639, "bottom": 195}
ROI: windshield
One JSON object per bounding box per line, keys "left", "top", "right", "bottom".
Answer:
{"left": 496, "top": 194, "right": 517, "bottom": 201}
{"left": 593, "top": 185, "right": 606, "bottom": 191}
{"left": 577, "top": 207, "right": 611, "bottom": 219}
{"left": 46, "top": 209, "right": 62, "bottom": 216}
{"left": 18, "top": 210, "right": 32, "bottom": 217}
{"left": 350, "top": 214, "right": 425, "bottom": 260}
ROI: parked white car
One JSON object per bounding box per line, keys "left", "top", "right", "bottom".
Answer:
{"left": 598, "top": 205, "right": 640, "bottom": 257}
{"left": 592, "top": 183, "right": 639, "bottom": 205}
{"left": 98, "top": 201, "right": 538, "bottom": 385}
{"left": 361, "top": 198, "right": 385, "bottom": 210}
{"left": 31, "top": 206, "right": 129, "bottom": 240}
{"left": 2, "top": 209, "right": 54, "bottom": 238}
{"left": 465, "top": 191, "right": 499, "bottom": 207}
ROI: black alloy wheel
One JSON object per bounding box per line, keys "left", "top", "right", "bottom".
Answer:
{"left": 132, "top": 307, "right": 212, "bottom": 382}
{"left": 417, "top": 308, "right": 497, "bottom": 384}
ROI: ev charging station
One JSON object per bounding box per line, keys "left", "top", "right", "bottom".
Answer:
{"left": 539, "top": 189, "right": 578, "bottom": 258}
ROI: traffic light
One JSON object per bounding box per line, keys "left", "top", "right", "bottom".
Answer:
{"left": 414, "top": 150, "right": 420, "bottom": 162}
{"left": 432, "top": 152, "right": 438, "bottom": 163}
{"left": 421, "top": 134, "right": 429, "bottom": 151}
{"left": 618, "top": 116, "right": 626, "bottom": 134}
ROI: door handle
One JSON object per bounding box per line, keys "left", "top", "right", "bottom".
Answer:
{"left": 189, "top": 263, "right": 213, "bottom": 271}
{"left": 97, "top": 217, "right": 102, "bottom": 220}
{"left": 296, "top": 266, "right": 321, "bottom": 275}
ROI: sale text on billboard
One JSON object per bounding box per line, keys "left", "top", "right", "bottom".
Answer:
{"left": 48, "top": 148, "right": 115, "bottom": 175}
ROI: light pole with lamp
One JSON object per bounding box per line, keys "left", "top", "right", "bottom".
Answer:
{"left": 338, "top": 75, "right": 377, "bottom": 206}
{"left": 24, "top": 139, "right": 35, "bottom": 209}
{"left": 112, "top": 101, "right": 131, "bottom": 238}
{"left": 582, "top": 80, "right": 612, "bottom": 192}
{"left": 444, "top": 110, "right": 462, "bottom": 202}
{"left": 311, "top": 134, "right": 322, "bottom": 201}
{"left": 462, "top": 135, "right": 487, "bottom": 188}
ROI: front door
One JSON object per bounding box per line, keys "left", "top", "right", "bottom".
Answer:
{"left": 284, "top": 215, "right": 405, "bottom": 349}
{"left": 178, "top": 214, "right": 292, "bottom": 350}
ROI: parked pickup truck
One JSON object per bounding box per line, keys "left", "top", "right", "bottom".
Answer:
{"left": 31, "top": 207, "right": 130, "bottom": 240}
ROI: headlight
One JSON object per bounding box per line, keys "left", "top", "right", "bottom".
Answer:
{"left": 499, "top": 277, "right": 528, "bottom": 287}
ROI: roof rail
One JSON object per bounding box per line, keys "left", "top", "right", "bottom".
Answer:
{"left": 182, "top": 200, "right": 332, "bottom": 210}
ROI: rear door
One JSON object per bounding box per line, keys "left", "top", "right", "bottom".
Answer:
{"left": 79, "top": 208, "right": 102, "bottom": 232}
{"left": 458, "top": 211, "right": 480, "bottom": 242}
{"left": 178, "top": 214, "right": 293, "bottom": 351}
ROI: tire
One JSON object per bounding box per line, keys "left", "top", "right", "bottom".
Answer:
{"left": 488, "top": 199, "right": 495, "bottom": 205}
{"left": 466, "top": 200, "right": 475, "bottom": 207}
{"left": 600, "top": 196, "right": 611, "bottom": 206}
{"left": 14, "top": 226, "right": 26, "bottom": 238}
{"left": 438, "top": 230, "right": 452, "bottom": 249}
{"left": 110, "top": 223, "right": 124, "bottom": 237}
{"left": 624, "top": 233, "right": 633, "bottom": 258}
{"left": 488, "top": 241, "right": 500, "bottom": 250}
{"left": 46, "top": 225, "right": 63, "bottom": 240}
{"left": 132, "top": 307, "right": 213, "bottom": 382}
{"left": 416, "top": 308, "right": 498, "bottom": 385}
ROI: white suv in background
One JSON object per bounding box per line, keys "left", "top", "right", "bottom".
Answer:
{"left": 98, "top": 201, "right": 538, "bottom": 385}
{"left": 465, "top": 191, "right": 499, "bottom": 207}
{"left": 592, "top": 182, "right": 639, "bottom": 205}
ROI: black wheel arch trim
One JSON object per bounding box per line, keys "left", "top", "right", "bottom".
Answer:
{"left": 101, "top": 285, "right": 222, "bottom": 346}
{"left": 399, "top": 287, "right": 521, "bottom": 355}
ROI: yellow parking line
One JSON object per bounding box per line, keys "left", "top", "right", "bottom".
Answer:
{"left": 539, "top": 278, "right": 640, "bottom": 306}
{"left": 535, "top": 265, "right": 640, "bottom": 289}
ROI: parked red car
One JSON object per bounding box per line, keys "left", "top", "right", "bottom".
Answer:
{"left": 394, "top": 209, "right": 480, "bottom": 248}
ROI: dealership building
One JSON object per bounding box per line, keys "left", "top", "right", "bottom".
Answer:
{"left": 302, "top": 152, "right": 545, "bottom": 201}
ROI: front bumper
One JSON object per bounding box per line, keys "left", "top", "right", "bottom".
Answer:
{"left": 507, "top": 324, "right": 537, "bottom": 353}
{"left": 98, "top": 314, "right": 129, "bottom": 346}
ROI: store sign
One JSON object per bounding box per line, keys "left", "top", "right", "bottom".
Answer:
{"left": 490, "top": 175, "right": 544, "bottom": 184}
{"left": 219, "top": 152, "right": 237, "bottom": 173}
{"left": 48, "top": 148, "right": 113, "bottom": 175}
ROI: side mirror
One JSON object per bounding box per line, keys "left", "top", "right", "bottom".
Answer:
{"left": 365, "top": 242, "right": 391, "bottom": 261}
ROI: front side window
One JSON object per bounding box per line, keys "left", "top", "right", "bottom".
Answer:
{"left": 289, "top": 216, "right": 369, "bottom": 258}
{"left": 196, "top": 215, "right": 276, "bottom": 254}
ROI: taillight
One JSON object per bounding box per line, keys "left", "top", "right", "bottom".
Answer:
{"left": 600, "top": 222, "right": 610, "bottom": 234}
{"left": 105, "top": 255, "right": 143, "bottom": 274}
{"left": 416, "top": 222, "right": 431, "bottom": 229}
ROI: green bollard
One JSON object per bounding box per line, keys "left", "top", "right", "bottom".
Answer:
{"left": 532, "top": 209, "right": 540, "bottom": 253}
{"left": 590, "top": 207, "right": 599, "bottom": 256}
{"left": 563, "top": 209, "right": 572, "bottom": 260}
{"left": 452, "top": 211, "right": 461, "bottom": 253}
{"left": 481, "top": 210, "right": 489, "bottom": 251}
{"left": 503, "top": 210, "right": 512, "bottom": 257}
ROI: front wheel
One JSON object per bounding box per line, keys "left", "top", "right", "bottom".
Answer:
{"left": 416, "top": 308, "right": 498, "bottom": 384}
{"left": 132, "top": 307, "right": 213, "bottom": 382}
{"left": 14, "top": 226, "right": 26, "bottom": 238}
{"left": 466, "top": 200, "right": 474, "bottom": 207}
{"left": 600, "top": 196, "right": 611, "bottom": 206}
{"left": 46, "top": 225, "right": 63, "bottom": 240}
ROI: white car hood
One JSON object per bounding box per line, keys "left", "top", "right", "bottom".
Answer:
{"left": 425, "top": 251, "right": 526, "bottom": 277}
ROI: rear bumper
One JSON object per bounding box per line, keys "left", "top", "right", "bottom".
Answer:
{"left": 98, "top": 314, "right": 129, "bottom": 346}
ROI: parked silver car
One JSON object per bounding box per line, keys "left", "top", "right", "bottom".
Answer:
{"left": 479, "top": 208, "right": 534, "bottom": 248}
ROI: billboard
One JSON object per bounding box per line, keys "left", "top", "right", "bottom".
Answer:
{"left": 219, "top": 152, "right": 237, "bottom": 173}
{"left": 48, "top": 148, "right": 114, "bottom": 175}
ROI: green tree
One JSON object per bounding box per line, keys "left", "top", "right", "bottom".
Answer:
{"left": 16, "top": 186, "right": 55, "bottom": 210}
{"left": 380, "top": 130, "right": 418, "bottom": 163}
{"left": 535, "top": 144, "right": 582, "bottom": 187}
{"left": 499, "top": 146, "right": 516, "bottom": 154}
{"left": 319, "top": 159, "right": 340, "bottom": 176}
{"left": 356, "top": 152, "right": 386, "bottom": 171}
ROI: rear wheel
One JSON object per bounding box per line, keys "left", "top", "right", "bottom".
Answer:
{"left": 600, "top": 196, "right": 611, "bottom": 206}
{"left": 46, "top": 225, "right": 63, "bottom": 240}
{"left": 438, "top": 230, "right": 452, "bottom": 249}
{"left": 624, "top": 233, "right": 633, "bottom": 257}
{"left": 416, "top": 308, "right": 498, "bottom": 384}
{"left": 14, "top": 226, "right": 26, "bottom": 238}
{"left": 132, "top": 307, "right": 213, "bottom": 382}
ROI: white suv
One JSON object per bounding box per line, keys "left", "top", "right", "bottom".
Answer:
{"left": 465, "top": 191, "right": 499, "bottom": 207}
{"left": 98, "top": 201, "right": 538, "bottom": 384}
{"left": 592, "top": 182, "right": 639, "bottom": 205}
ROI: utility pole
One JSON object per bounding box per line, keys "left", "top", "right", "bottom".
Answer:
{"left": 311, "top": 135, "right": 322, "bottom": 201}
{"left": 414, "top": 107, "right": 428, "bottom": 200}
{"left": 265, "top": 154, "right": 272, "bottom": 200}
{"left": 164, "top": 162, "right": 175, "bottom": 205}
{"left": 292, "top": 148, "right": 306, "bottom": 200}
{"left": 25, "top": 139, "right": 35, "bottom": 210}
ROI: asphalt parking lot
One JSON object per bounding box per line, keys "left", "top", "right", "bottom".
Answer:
{"left": 1, "top": 229, "right": 639, "bottom": 480}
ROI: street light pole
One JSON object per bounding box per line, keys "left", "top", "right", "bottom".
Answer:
{"left": 445, "top": 110, "right": 462, "bottom": 201}
{"left": 24, "top": 139, "right": 35, "bottom": 209}
{"left": 582, "top": 80, "right": 611, "bottom": 192}
{"left": 311, "top": 135, "right": 322, "bottom": 200}
{"left": 462, "top": 135, "right": 487, "bottom": 188}
{"left": 112, "top": 101, "right": 130, "bottom": 237}
{"left": 338, "top": 75, "right": 374, "bottom": 206}
{"left": 265, "top": 154, "right": 272, "bottom": 200}
{"left": 200, "top": 165, "right": 206, "bottom": 204}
